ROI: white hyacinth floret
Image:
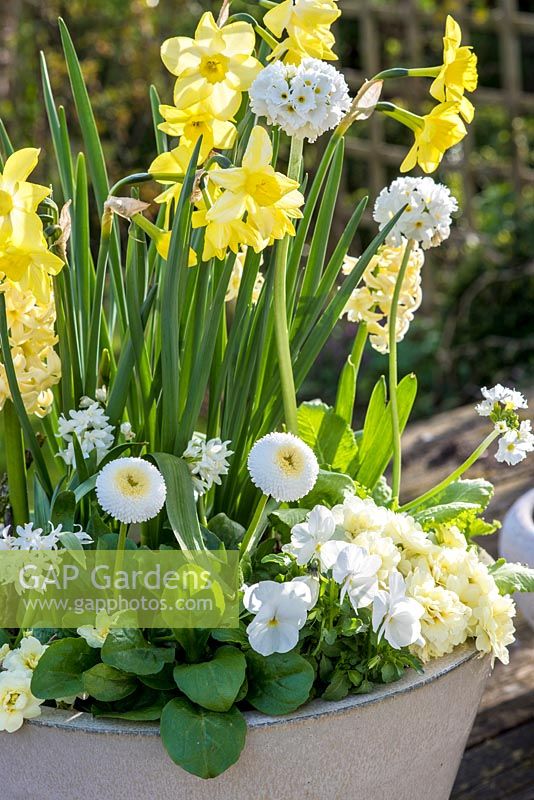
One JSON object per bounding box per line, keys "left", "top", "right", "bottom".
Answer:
{"left": 0, "top": 522, "right": 91, "bottom": 551}
{"left": 96, "top": 457, "right": 167, "bottom": 524}
{"left": 373, "top": 176, "right": 458, "bottom": 250}
{"left": 249, "top": 58, "right": 350, "bottom": 142}
{"left": 57, "top": 399, "right": 115, "bottom": 466}
{"left": 247, "top": 431, "right": 319, "bottom": 502}
{"left": 183, "top": 434, "right": 233, "bottom": 496}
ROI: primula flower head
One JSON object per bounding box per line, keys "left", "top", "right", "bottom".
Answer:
{"left": 161, "top": 12, "right": 261, "bottom": 118}
{"left": 249, "top": 59, "right": 350, "bottom": 142}
{"left": 247, "top": 431, "right": 319, "bottom": 502}
{"left": 96, "top": 457, "right": 167, "bottom": 524}
{"left": 431, "top": 16, "right": 478, "bottom": 124}
{"left": 0, "top": 670, "right": 43, "bottom": 733}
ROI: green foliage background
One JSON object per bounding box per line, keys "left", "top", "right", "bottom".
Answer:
{"left": 1, "top": 0, "right": 532, "bottom": 420}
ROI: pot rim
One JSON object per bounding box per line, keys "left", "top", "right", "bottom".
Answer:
{"left": 28, "top": 642, "right": 484, "bottom": 736}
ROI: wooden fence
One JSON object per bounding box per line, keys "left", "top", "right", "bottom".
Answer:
{"left": 339, "top": 0, "right": 534, "bottom": 224}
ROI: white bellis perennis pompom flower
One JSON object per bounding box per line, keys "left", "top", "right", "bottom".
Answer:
{"left": 373, "top": 176, "right": 458, "bottom": 250}
{"left": 96, "top": 457, "right": 167, "bottom": 524}
{"left": 249, "top": 58, "right": 350, "bottom": 142}
{"left": 247, "top": 432, "right": 319, "bottom": 502}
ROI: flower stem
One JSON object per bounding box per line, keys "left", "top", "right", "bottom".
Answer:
{"left": 388, "top": 239, "right": 414, "bottom": 506}
{"left": 274, "top": 135, "right": 304, "bottom": 434}
{"left": 2, "top": 400, "right": 29, "bottom": 526}
{"left": 399, "top": 429, "right": 500, "bottom": 513}
{"left": 240, "top": 494, "right": 269, "bottom": 560}
{"left": 117, "top": 521, "right": 129, "bottom": 551}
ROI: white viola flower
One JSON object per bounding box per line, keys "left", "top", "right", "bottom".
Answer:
{"left": 243, "top": 579, "right": 313, "bottom": 656}
{"left": 475, "top": 384, "right": 528, "bottom": 417}
{"left": 57, "top": 399, "right": 115, "bottom": 466}
{"left": 3, "top": 635, "right": 48, "bottom": 676}
{"left": 495, "top": 421, "right": 534, "bottom": 466}
{"left": 0, "top": 524, "right": 14, "bottom": 551}
{"left": 0, "top": 670, "right": 43, "bottom": 733}
{"left": 77, "top": 610, "right": 118, "bottom": 649}
{"left": 250, "top": 58, "right": 350, "bottom": 142}
{"left": 292, "top": 574, "right": 320, "bottom": 609}
{"left": 372, "top": 572, "right": 425, "bottom": 650}
{"left": 120, "top": 422, "right": 136, "bottom": 441}
{"left": 282, "top": 505, "right": 337, "bottom": 566}
{"left": 373, "top": 176, "right": 457, "bottom": 250}
{"left": 183, "top": 433, "right": 233, "bottom": 496}
{"left": 96, "top": 457, "right": 167, "bottom": 524}
{"left": 331, "top": 543, "right": 381, "bottom": 612}
{"left": 247, "top": 432, "right": 319, "bottom": 502}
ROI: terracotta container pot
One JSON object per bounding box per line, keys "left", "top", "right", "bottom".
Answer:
{"left": 3, "top": 643, "right": 490, "bottom": 800}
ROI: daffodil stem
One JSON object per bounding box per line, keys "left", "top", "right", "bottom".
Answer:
{"left": 389, "top": 239, "right": 414, "bottom": 507}
{"left": 274, "top": 135, "right": 303, "bottom": 435}
{"left": 3, "top": 401, "right": 29, "bottom": 527}
{"left": 399, "top": 430, "right": 500, "bottom": 513}
{"left": 240, "top": 494, "right": 269, "bottom": 560}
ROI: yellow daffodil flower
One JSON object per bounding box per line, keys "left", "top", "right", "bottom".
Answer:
{"left": 161, "top": 12, "right": 261, "bottom": 118}
{"left": 0, "top": 148, "right": 50, "bottom": 244}
{"left": 0, "top": 216, "right": 64, "bottom": 304}
{"left": 207, "top": 126, "right": 304, "bottom": 243}
{"left": 158, "top": 101, "right": 237, "bottom": 161}
{"left": 264, "top": 0, "right": 340, "bottom": 63}
{"left": 430, "top": 16, "right": 478, "bottom": 123}
{"left": 400, "top": 102, "right": 467, "bottom": 174}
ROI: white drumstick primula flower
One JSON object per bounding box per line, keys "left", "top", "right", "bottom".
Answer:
{"left": 495, "top": 420, "right": 534, "bottom": 466}
{"left": 248, "top": 432, "right": 319, "bottom": 502}
{"left": 475, "top": 384, "right": 527, "bottom": 416}
{"left": 243, "top": 579, "right": 314, "bottom": 656}
{"left": 373, "top": 176, "right": 457, "bottom": 250}
{"left": 372, "top": 572, "right": 425, "bottom": 650}
{"left": 250, "top": 58, "right": 350, "bottom": 142}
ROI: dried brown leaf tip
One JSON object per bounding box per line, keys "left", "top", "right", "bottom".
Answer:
{"left": 104, "top": 196, "right": 151, "bottom": 220}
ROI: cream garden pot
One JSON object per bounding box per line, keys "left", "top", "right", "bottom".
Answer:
{"left": 2, "top": 643, "right": 490, "bottom": 800}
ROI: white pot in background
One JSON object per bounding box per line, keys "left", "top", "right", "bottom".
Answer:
{"left": 2, "top": 644, "right": 490, "bottom": 800}
{"left": 500, "top": 487, "right": 534, "bottom": 628}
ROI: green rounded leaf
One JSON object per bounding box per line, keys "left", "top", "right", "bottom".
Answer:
{"left": 160, "top": 698, "right": 247, "bottom": 779}
{"left": 31, "top": 637, "right": 100, "bottom": 699}
{"left": 246, "top": 651, "right": 314, "bottom": 715}
{"left": 101, "top": 628, "right": 175, "bottom": 676}
{"left": 82, "top": 663, "right": 137, "bottom": 702}
{"left": 173, "top": 645, "right": 246, "bottom": 712}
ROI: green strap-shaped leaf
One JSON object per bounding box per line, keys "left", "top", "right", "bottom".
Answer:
{"left": 151, "top": 453, "right": 206, "bottom": 551}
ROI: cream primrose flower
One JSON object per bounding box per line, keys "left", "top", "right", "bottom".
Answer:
{"left": 183, "top": 433, "right": 233, "bottom": 496}
{"left": 3, "top": 635, "right": 48, "bottom": 676}
{"left": 495, "top": 421, "right": 534, "bottom": 466}
{"left": 331, "top": 543, "right": 382, "bottom": 612}
{"left": 249, "top": 59, "right": 350, "bottom": 142}
{"left": 247, "top": 432, "right": 319, "bottom": 502}
{"left": 405, "top": 567, "right": 471, "bottom": 661}
{"left": 473, "top": 591, "right": 516, "bottom": 666}
{"left": 77, "top": 611, "right": 119, "bottom": 649}
{"left": 341, "top": 239, "right": 424, "bottom": 354}
{"left": 57, "top": 399, "right": 115, "bottom": 467}
{"left": 282, "top": 504, "right": 337, "bottom": 566}
{"left": 372, "top": 571, "right": 425, "bottom": 650}
{"left": 373, "top": 176, "right": 458, "bottom": 250}
{"left": 475, "top": 384, "right": 527, "bottom": 417}
{"left": 0, "top": 670, "right": 43, "bottom": 733}
{"left": 243, "top": 579, "right": 315, "bottom": 656}
{"left": 0, "top": 643, "right": 10, "bottom": 665}
{"left": 95, "top": 458, "right": 167, "bottom": 524}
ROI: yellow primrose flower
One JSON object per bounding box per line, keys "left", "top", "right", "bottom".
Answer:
{"left": 207, "top": 126, "right": 304, "bottom": 239}
{"left": 430, "top": 16, "right": 478, "bottom": 124}
{"left": 265, "top": 0, "right": 340, "bottom": 63}
{"left": 158, "top": 101, "right": 237, "bottom": 161}
{"left": 0, "top": 148, "right": 50, "bottom": 244}
{"left": 161, "top": 12, "right": 261, "bottom": 118}
{"left": 400, "top": 102, "right": 467, "bottom": 174}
